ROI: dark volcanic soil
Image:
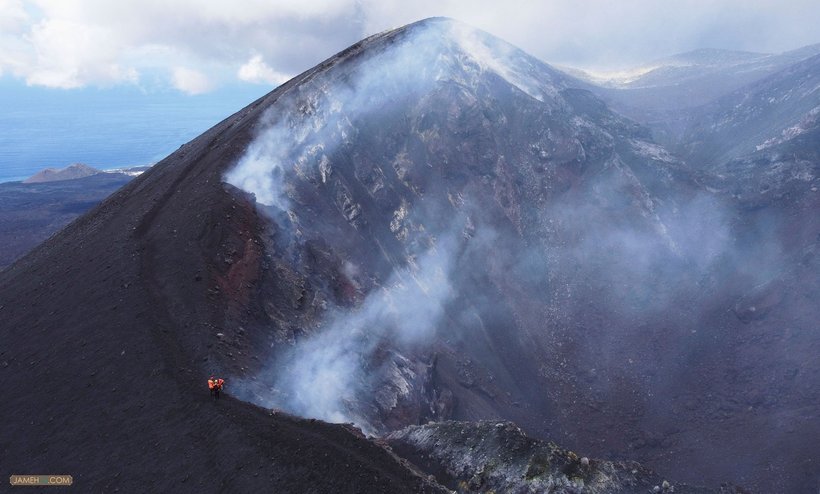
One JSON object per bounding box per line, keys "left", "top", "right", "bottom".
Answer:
{"left": 0, "top": 173, "right": 133, "bottom": 269}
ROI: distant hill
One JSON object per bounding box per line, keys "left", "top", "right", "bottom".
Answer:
{"left": 23, "top": 163, "right": 102, "bottom": 183}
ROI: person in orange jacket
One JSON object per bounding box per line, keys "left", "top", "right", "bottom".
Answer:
{"left": 208, "top": 376, "right": 225, "bottom": 399}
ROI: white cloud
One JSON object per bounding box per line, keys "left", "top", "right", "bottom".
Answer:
{"left": 171, "top": 66, "right": 212, "bottom": 94}
{"left": 0, "top": 0, "right": 363, "bottom": 92}
{"left": 238, "top": 55, "right": 290, "bottom": 86}
{"left": 23, "top": 18, "right": 138, "bottom": 88}
{"left": 0, "top": 0, "right": 29, "bottom": 77}
{"left": 356, "top": 0, "right": 820, "bottom": 68}
{"left": 0, "top": 0, "right": 819, "bottom": 91}
{"left": 0, "top": 0, "right": 28, "bottom": 32}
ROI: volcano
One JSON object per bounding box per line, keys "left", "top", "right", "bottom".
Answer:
{"left": 1, "top": 17, "right": 817, "bottom": 493}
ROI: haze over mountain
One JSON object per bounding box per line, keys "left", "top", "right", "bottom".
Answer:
{"left": 572, "top": 44, "right": 820, "bottom": 145}
{"left": 1, "top": 17, "right": 817, "bottom": 493}
{"left": 679, "top": 53, "right": 820, "bottom": 167}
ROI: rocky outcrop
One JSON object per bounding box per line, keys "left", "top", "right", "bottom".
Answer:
{"left": 387, "top": 421, "right": 746, "bottom": 494}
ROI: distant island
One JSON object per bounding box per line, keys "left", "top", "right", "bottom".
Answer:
{"left": 20, "top": 163, "right": 152, "bottom": 184}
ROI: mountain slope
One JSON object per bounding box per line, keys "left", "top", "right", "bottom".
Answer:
{"left": 680, "top": 53, "right": 820, "bottom": 166}
{"left": 0, "top": 173, "right": 134, "bottom": 269}
{"left": 0, "top": 34, "right": 449, "bottom": 493}
{"left": 573, "top": 44, "right": 820, "bottom": 145}
{"left": 2, "top": 17, "right": 817, "bottom": 493}
{"left": 223, "top": 16, "right": 701, "bottom": 436}
{"left": 224, "top": 19, "right": 820, "bottom": 492}
{"left": 213, "top": 18, "right": 816, "bottom": 492}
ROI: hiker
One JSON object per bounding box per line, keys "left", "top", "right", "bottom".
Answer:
{"left": 208, "top": 377, "right": 225, "bottom": 399}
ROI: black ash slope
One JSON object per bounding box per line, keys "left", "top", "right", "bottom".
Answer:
{"left": 0, "top": 173, "right": 135, "bottom": 270}
{"left": 0, "top": 24, "right": 449, "bottom": 493}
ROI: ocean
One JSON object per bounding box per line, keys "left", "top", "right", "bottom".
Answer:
{"left": 0, "top": 81, "right": 270, "bottom": 183}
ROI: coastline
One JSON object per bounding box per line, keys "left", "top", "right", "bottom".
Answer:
{"left": 0, "top": 163, "right": 153, "bottom": 185}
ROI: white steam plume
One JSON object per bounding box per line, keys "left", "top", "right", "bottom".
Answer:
{"left": 246, "top": 234, "right": 456, "bottom": 433}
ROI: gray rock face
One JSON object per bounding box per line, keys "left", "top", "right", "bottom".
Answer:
{"left": 228, "top": 17, "right": 703, "bottom": 436}
{"left": 387, "top": 421, "right": 743, "bottom": 494}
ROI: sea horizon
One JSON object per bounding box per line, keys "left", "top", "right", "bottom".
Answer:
{"left": 0, "top": 162, "right": 156, "bottom": 185}
{"left": 0, "top": 80, "right": 270, "bottom": 184}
